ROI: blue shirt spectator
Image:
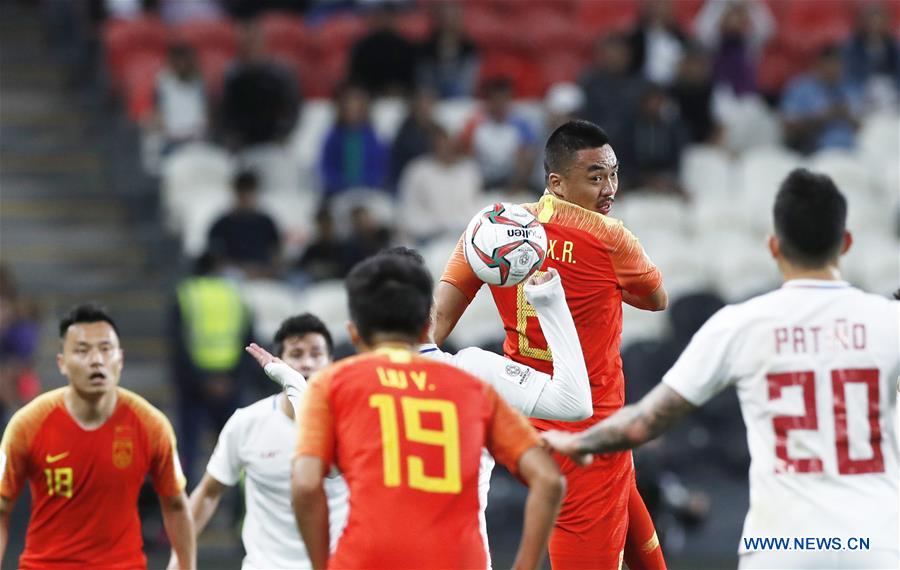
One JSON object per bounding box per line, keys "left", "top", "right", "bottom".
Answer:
{"left": 320, "top": 85, "right": 388, "bottom": 197}
{"left": 843, "top": 3, "right": 900, "bottom": 94}
{"left": 781, "top": 46, "right": 862, "bottom": 154}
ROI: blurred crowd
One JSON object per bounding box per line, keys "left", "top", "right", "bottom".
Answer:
{"left": 43, "top": 0, "right": 898, "bottom": 284}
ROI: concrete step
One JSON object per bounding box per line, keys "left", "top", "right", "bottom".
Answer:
{"left": 0, "top": 198, "right": 126, "bottom": 221}
{"left": 0, "top": 153, "right": 102, "bottom": 175}
{"left": 0, "top": 178, "right": 109, "bottom": 199}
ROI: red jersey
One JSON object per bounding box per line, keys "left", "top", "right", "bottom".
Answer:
{"left": 296, "top": 347, "right": 540, "bottom": 570}
{"left": 0, "top": 388, "right": 185, "bottom": 569}
{"left": 442, "top": 193, "right": 663, "bottom": 431}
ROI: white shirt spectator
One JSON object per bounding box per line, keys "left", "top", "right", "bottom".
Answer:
{"left": 398, "top": 154, "right": 482, "bottom": 242}
{"left": 156, "top": 68, "right": 207, "bottom": 141}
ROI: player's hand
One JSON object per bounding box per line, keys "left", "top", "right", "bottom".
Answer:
{"left": 541, "top": 430, "right": 593, "bottom": 467}
{"left": 246, "top": 342, "right": 284, "bottom": 370}
{"left": 527, "top": 267, "right": 558, "bottom": 287}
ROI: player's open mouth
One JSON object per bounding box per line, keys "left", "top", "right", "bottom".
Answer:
{"left": 598, "top": 198, "right": 613, "bottom": 214}
{"left": 89, "top": 372, "right": 106, "bottom": 381}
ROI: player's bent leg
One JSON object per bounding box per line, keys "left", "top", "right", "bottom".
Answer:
{"left": 548, "top": 451, "right": 631, "bottom": 570}
{"left": 624, "top": 481, "right": 665, "bottom": 570}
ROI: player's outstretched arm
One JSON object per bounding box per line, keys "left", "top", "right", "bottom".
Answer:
{"left": 433, "top": 281, "right": 472, "bottom": 345}
{"left": 623, "top": 285, "right": 668, "bottom": 312}
{"left": 0, "top": 496, "right": 12, "bottom": 565}
{"left": 512, "top": 448, "right": 565, "bottom": 570}
{"left": 160, "top": 491, "right": 196, "bottom": 570}
{"left": 543, "top": 383, "right": 695, "bottom": 465}
{"left": 524, "top": 269, "right": 592, "bottom": 421}
{"left": 246, "top": 343, "right": 307, "bottom": 412}
{"left": 291, "top": 456, "right": 330, "bottom": 570}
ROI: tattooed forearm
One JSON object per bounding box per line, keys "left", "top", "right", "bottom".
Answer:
{"left": 576, "top": 384, "right": 696, "bottom": 454}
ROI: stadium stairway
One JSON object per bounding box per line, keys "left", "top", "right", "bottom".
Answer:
{"left": 0, "top": 4, "right": 177, "bottom": 405}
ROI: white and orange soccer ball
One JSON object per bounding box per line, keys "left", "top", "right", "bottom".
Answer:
{"left": 463, "top": 202, "right": 548, "bottom": 287}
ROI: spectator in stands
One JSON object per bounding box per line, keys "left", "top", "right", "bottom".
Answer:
{"left": 694, "top": 0, "right": 775, "bottom": 97}
{"left": 348, "top": 3, "right": 416, "bottom": 97}
{"left": 461, "top": 77, "right": 537, "bottom": 191}
{"left": 532, "top": 83, "right": 585, "bottom": 189}
{"left": 669, "top": 43, "right": 720, "bottom": 144}
{"left": 221, "top": 25, "right": 299, "bottom": 148}
{"left": 320, "top": 84, "right": 389, "bottom": 197}
{"left": 781, "top": 45, "right": 863, "bottom": 154}
{"left": 0, "top": 265, "right": 40, "bottom": 421}
{"left": 390, "top": 87, "right": 438, "bottom": 190}
{"left": 579, "top": 35, "right": 645, "bottom": 149}
{"left": 295, "top": 208, "right": 352, "bottom": 282}
{"left": 625, "top": 83, "right": 688, "bottom": 192}
{"left": 223, "top": 0, "right": 309, "bottom": 21}
{"left": 169, "top": 252, "right": 255, "bottom": 485}
{"left": 398, "top": 123, "right": 482, "bottom": 243}
{"left": 627, "top": 0, "right": 686, "bottom": 87}
{"left": 207, "top": 170, "right": 281, "bottom": 278}
{"left": 416, "top": 1, "right": 479, "bottom": 99}
{"left": 148, "top": 43, "right": 208, "bottom": 152}
{"left": 342, "top": 205, "right": 393, "bottom": 269}
{"left": 843, "top": 2, "right": 900, "bottom": 108}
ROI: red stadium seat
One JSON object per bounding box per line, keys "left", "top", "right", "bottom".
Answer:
{"left": 172, "top": 18, "right": 238, "bottom": 58}
{"left": 462, "top": 6, "right": 518, "bottom": 51}
{"left": 197, "top": 48, "right": 234, "bottom": 100}
{"left": 513, "top": 8, "right": 585, "bottom": 53}
{"left": 299, "top": 49, "right": 348, "bottom": 98}
{"left": 395, "top": 9, "right": 432, "bottom": 42}
{"left": 103, "top": 17, "right": 169, "bottom": 91}
{"left": 478, "top": 51, "right": 541, "bottom": 98}
{"left": 575, "top": 0, "right": 640, "bottom": 34}
{"left": 537, "top": 49, "right": 589, "bottom": 94}
{"left": 756, "top": 41, "right": 807, "bottom": 97}
{"left": 308, "top": 14, "right": 367, "bottom": 57}
{"left": 122, "top": 52, "right": 166, "bottom": 121}
{"left": 672, "top": 0, "right": 705, "bottom": 32}
{"left": 257, "top": 12, "right": 309, "bottom": 58}
{"left": 778, "top": 0, "right": 853, "bottom": 55}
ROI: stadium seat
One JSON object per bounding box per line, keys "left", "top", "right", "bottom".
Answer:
{"left": 287, "top": 99, "right": 335, "bottom": 175}
{"left": 172, "top": 18, "right": 238, "bottom": 58}
{"left": 478, "top": 51, "right": 542, "bottom": 98}
{"left": 434, "top": 98, "right": 478, "bottom": 136}
{"left": 300, "top": 280, "right": 351, "bottom": 344}
{"left": 736, "top": 146, "right": 805, "bottom": 235}
{"left": 699, "top": 232, "right": 779, "bottom": 302}
{"left": 614, "top": 192, "right": 691, "bottom": 238}
{"left": 639, "top": 230, "right": 713, "bottom": 300}
{"left": 237, "top": 143, "right": 303, "bottom": 196}
{"left": 842, "top": 232, "right": 900, "bottom": 297}
{"left": 395, "top": 9, "right": 431, "bottom": 42}
{"left": 777, "top": 0, "right": 853, "bottom": 55}
{"left": 161, "top": 143, "right": 234, "bottom": 234}
{"left": 121, "top": 51, "right": 167, "bottom": 121}
{"left": 621, "top": 303, "right": 669, "bottom": 347}
{"left": 371, "top": 97, "right": 408, "bottom": 144}
{"left": 462, "top": 8, "right": 517, "bottom": 52}
{"left": 239, "top": 279, "right": 304, "bottom": 341}
{"left": 536, "top": 50, "right": 590, "bottom": 95}
{"left": 257, "top": 12, "right": 309, "bottom": 58}
{"left": 329, "top": 188, "right": 398, "bottom": 239}
{"left": 179, "top": 190, "right": 232, "bottom": 256}
{"left": 575, "top": 0, "right": 640, "bottom": 34}
{"left": 103, "top": 16, "right": 169, "bottom": 91}
{"left": 757, "top": 41, "right": 805, "bottom": 97}
{"left": 808, "top": 148, "right": 873, "bottom": 203}
{"left": 419, "top": 234, "right": 462, "bottom": 282}
{"left": 514, "top": 8, "right": 584, "bottom": 53}
{"left": 716, "top": 94, "right": 782, "bottom": 153}
{"left": 196, "top": 48, "right": 234, "bottom": 99}
{"left": 308, "top": 14, "right": 367, "bottom": 57}
{"left": 297, "top": 48, "right": 348, "bottom": 98}
{"left": 859, "top": 111, "right": 900, "bottom": 198}
{"left": 679, "top": 144, "right": 735, "bottom": 203}
{"left": 446, "top": 286, "right": 505, "bottom": 349}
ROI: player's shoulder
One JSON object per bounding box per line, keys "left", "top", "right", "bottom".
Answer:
{"left": 117, "top": 388, "right": 174, "bottom": 433}
{"left": 229, "top": 395, "right": 281, "bottom": 426}
{"left": 529, "top": 194, "right": 631, "bottom": 243}
{"left": 5, "top": 387, "right": 66, "bottom": 437}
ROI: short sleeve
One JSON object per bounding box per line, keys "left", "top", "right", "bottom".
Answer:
{"left": 205, "top": 410, "right": 244, "bottom": 486}
{"left": 662, "top": 306, "right": 739, "bottom": 406}
{"left": 609, "top": 223, "right": 662, "bottom": 296}
{"left": 295, "top": 371, "right": 335, "bottom": 468}
{"left": 484, "top": 386, "right": 542, "bottom": 477}
{"left": 148, "top": 412, "right": 187, "bottom": 497}
{"left": 0, "top": 413, "right": 29, "bottom": 501}
{"left": 440, "top": 235, "right": 483, "bottom": 302}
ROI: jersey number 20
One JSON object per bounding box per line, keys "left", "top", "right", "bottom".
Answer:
{"left": 767, "top": 368, "right": 884, "bottom": 475}
{"left": 369, "top": 394, "right": 461, "bottom": 494}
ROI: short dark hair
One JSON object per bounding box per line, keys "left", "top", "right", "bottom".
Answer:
{"left": 273, "top": 313, "right": 334, "bottom": 358}
{"left": 381, "top": 246, "right": 426, "bottom": 266}
{"left": 59, "top": 303, "right": 119, "bottom": 339}
{"left": 544, "top": 120, "right": 611, "bottom": 179}
{"left": 345, "top": 253, "right": 433, "bottom": 344}
{"left": 233, "top": 170, "right": 258, "bottom": 194}
{"left": 773, "top": 168, "right": 847, "bottom": 268}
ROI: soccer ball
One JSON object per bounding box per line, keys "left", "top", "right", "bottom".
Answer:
{"left": 464, "top": 202, "right": 548, "bottom": 287}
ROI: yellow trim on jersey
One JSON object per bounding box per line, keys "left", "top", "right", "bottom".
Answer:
{"left": 642, "top": 531, "right": 661, "bottom": 552}
{"left": 537, "top": 193, "right": 555, "bottom": 223}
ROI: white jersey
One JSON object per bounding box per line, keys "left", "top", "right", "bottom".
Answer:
{"left": 663, "top": 280, "right": 899, "bottom": 564}
{"left": 206, "top": 395, "right": 350, "bottom": 570}
{"left": 420, "top": 269, "right": 591, "bottom": 564}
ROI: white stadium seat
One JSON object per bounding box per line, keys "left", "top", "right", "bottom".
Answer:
{"left": 371, "top": 97, "right": 408, "bottom": 144}
{"left": 300, "top": 280, "right": 351, "bottom": 344}
{"left": 179, "top": 190, "right": 232, "bottom": 256}
{"left": 446, "top": 285, "right": 505, "bottom": 349}
{"left": 328, "top": 188, "right": 398, "bottom": 239}
{"left": 614, "top": 192, "right": 691, "bottom": 238}
{"left": 237, "top": 143, "right": 304, "bottom": 196}
{"left": 433, "top": 98, "right": 478, "bottom": 136}
{"left": 679, "top": 144, "right": 735, "bottom": 203}
{"left": 621, "top": 303, "right": 669, "bottom": 346}
{"left": 161, "top": 142, "right": 233, "bottom": 234}
{"left": 288, "top": 100, "right": 335, "bottom": 176}
{"left": 808, "top": 148, "right": 873, "bottom": 202}
{"left": 239, "top": 279, "right": 304, "bottom": 341}
{"left": 697, "top": 231, "right": 780, "bottom": 302}
{"left": 736, "top": 146, "right": 805, "bottom": 235}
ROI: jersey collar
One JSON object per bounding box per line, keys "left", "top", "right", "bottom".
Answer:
{"left": 418, "top": 343, "right": 439, "bottom": 354}
{"left": 782, "top": 279, "right": 851, "bottom": 289}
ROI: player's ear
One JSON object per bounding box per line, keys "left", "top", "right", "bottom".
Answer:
{"left": 56, "top": 350, "right": 67, "bottom": 376}
{"left": 839, "top": 230, "right": 852, "bottom": 256}
{"left": 767, "top": 235, "right": 780, "bottom": 260}
{"left": 347, "top": 322, "right": 365, "bottom": 351}
{"left": 547, "top": 172, "right": 564, "bottom": 197}
{"left": 417, "top": 322, "right": 431, "bottom": 345}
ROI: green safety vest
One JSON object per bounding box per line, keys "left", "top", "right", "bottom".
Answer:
{"left": 176, "top": 277, "right": 248, "bottom": 372}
